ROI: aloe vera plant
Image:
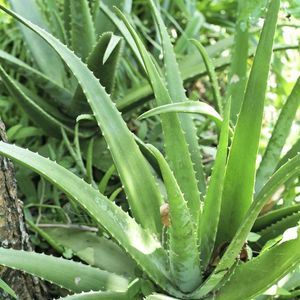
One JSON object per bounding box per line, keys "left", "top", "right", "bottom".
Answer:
{"left": 0, "top": 0, "right": 300, "bottom": 299}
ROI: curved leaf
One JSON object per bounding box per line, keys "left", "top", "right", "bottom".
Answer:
{"left": 0, "top": 65, "right": 74, "bottom": 138}
{"left": 191, "top": 39, "right": 223, "bottom": 114}
{"left": 189, "top": 153, "right": 300, "bottom": 298}
{"left": 0, "top": 143, "right": 179, "bottom": 296}
{"left": 0, "top": 248, "right": 129, "bottom": 293}
{"left": 58, "top": 291, "right": 128, "bottom": 300}
{"left": 71, "top": 32, "right": 123, "bottom": 115}
{"left": 0, "top": 50, "right": 72, "bottom": 108}
{"left": 217, "top": 0, "right": 280, "bottom": 243}
{"left": 256, "top": 211, "right": 300, "bottom": 247}
{"left": 198, "top": 99, "right": 231, "bottom": 268}
{"left": 253, "top": 204, "right": 300, "bottom": 232}
{"left": 256, "top": 77, "right": 300, "bottom": 192}
{"left": 148, "top": 145, "right": 202, "bottom": 292}
{"left": 149, "top": 0, "right": 206, "bottom": 196}
{"left": 43, "top": 227, "right": 137, "bottom": 278}
{"left": 138, "top": 101, "right": 222, "bottom": 129}
{"left": 8, "top": 0, "right": 66, "bottom": 85}
{"left": 0, "top": 4, "right": 164, "bottom": 234}
{"left": 216, "top": 229, "right": 300, "bottom": 300}
{"left": 70, "top": 0, "right": 96, "bottom": 60}
{"left": 116, "top": 7, "right": 201, "bottom": 226}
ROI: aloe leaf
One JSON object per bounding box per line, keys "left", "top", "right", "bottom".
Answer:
{"left": 0, "top": 143, "right": 180, "bottom": 295}
{"left": 215, "top": 229, "right": 300, "bottom": 300}
{"left": 198, "top": 99, "right": 231, "bottom": 268}
{"left": 174, "top": 11, "right": 204, "bottom": 54}
{"left": 116, "top": 8, "right": 201, "bottom": 226}
{"left": 43, "top": 227, "right": 137, "bottom": 277}
{"left": 217, "top": 0, "right": 280, "bottom": 242}
{"left": 189, "top": 153, "right": 300, "bottom": 298}
{"left": 58, "top": 291, "right": 128, "bottom": 300}
{"left": 138, "top": 101, "right": 222, "bottom": 129}
{"left": 100, "top": 2, "right": 143, "bottom": 67}
{"left": 8, "top": 0, "right": 65, "bottom": 85}
{"left": 145, "top": 295, "right": 180, "bottom": 300}
{"left": 0, "top": 50, "right": 72, "bottom": 107}
{"left": 0, "top": 278, "right": 16, "bottom": 299}
{"left": 70, "top": 0, "right": 96, "bottom": 60}
{"left": 256, "top": 77, "right": 300, "bottom": 192}
{"left": 0, "top": 4, "right": 165, "bottom": 234}
{"left": 0, "top": 65, "right": 74, "bottom": 138}
{"left": 191, "top": 39, "right": 223, "bottom": 114}
{"left": 148, "top": 145, "right": 202, "bottom": 292}
{"left": 227, "top": 0, "right": 250, "bottom": 123}
{"left": 149, "top": 0, "right": 206, "bottom": 196}
{"left": 253, "top": 204, "right": 300, "bottom": 231}
{"left": 16, "top": 82, "right": 75, "bottom": 127}
{"left": 63, "top": 0, "right": 71, "bottom": 45}
{"left": 276, "top": 139, "right": 300, "bottom": 170}
{"left": 0, "top": 248, "right": 129, "bottom": 293}
{"left": 256, "top": 211, "right": 300, "bottom": 247}
{"left": 71, "top": 32, "right": 123, "bottom": 115}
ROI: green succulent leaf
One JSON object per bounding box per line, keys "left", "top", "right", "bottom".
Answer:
{"left": 217, "top": 0, "right": 280, "bottom": 243}
{"left": 145, "top": 294, "right": 180, "bottom": 300}
{"left": 216, "top": 228, "right": 300, "bottom": 300}
{"left": 0, "top": 50, "right": 72, "bottom": 108}
{"left": 227, "top": 0, "right": 250, "bottom": 123}
{"left": 58, "top": 291, "right": 128, "bottom": 300}
{"left": 149, "top": 0, "right": 206, "bottom": 196}
{"left": 253, "top": 204, "right": 300, "bottom": 232}
{"left": 71, "top": 32, "right": 123, "bottom": 114}
{"left": 8, "top": 0, "right": 66, "bottom": 85}
{"left": 70, "top": 0, "right": 96, "bottom": 60}
{"left": 0, "top": 4, "right": 165, "bottom": 234}
{"left": 189, "top": 152, "right": 300, "bottom": 298}
{"left": 116, "top": 7, "right": 201, "bottom": 226}
{"left": 256, "top": 211, "right": 300, "bottom": 247}
{"left": 191, "top": 39, "right": 223, "bottom": 114}
{"left": 198, "top": 99, "right": 231, "bottom": 268}
{"left": 256, "top": 77, "right": 300, "bottom": 192}
{"left": 138, "top": 101, "right": 223, "bottom": 129}
{"left": 148, "top": 145, "right": 202, "bottom": 292}
{"left": 0, "top": 142, "right": 178, "bottom": 295}
{"left": 0, "top": 248, "right": 129, "bottom": 293}
{"left": 43, "top": 227, "right": 137, "bottom": 277}
{"left": 0, "top": 65, "right": 74, "bottom": 138}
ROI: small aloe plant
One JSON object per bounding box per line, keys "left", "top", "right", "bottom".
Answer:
{"left": 0, "top": 0, "right": 300, "bottom": 299}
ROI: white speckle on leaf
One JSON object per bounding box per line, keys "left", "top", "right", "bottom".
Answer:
{"left": 74, "top": 277, "right": 81, "bottom": 285}
{"left": 230, "top": 74, "right": 240, "bottom": 84}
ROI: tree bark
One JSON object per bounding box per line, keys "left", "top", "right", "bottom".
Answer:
{"left": 0, "top": 120, "right": 45, "bottom": 300}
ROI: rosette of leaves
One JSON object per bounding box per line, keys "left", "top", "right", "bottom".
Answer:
{"left": 0, "top": 0, "right": 300, "bottom": 299}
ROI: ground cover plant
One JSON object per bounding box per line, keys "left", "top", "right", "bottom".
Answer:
{"left": 0, "top": 0, "right": 300, "bottom": 299}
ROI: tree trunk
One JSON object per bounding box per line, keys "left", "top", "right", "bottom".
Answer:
{"left": 0, "top": 120, "right": 45, "bottom": 300}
